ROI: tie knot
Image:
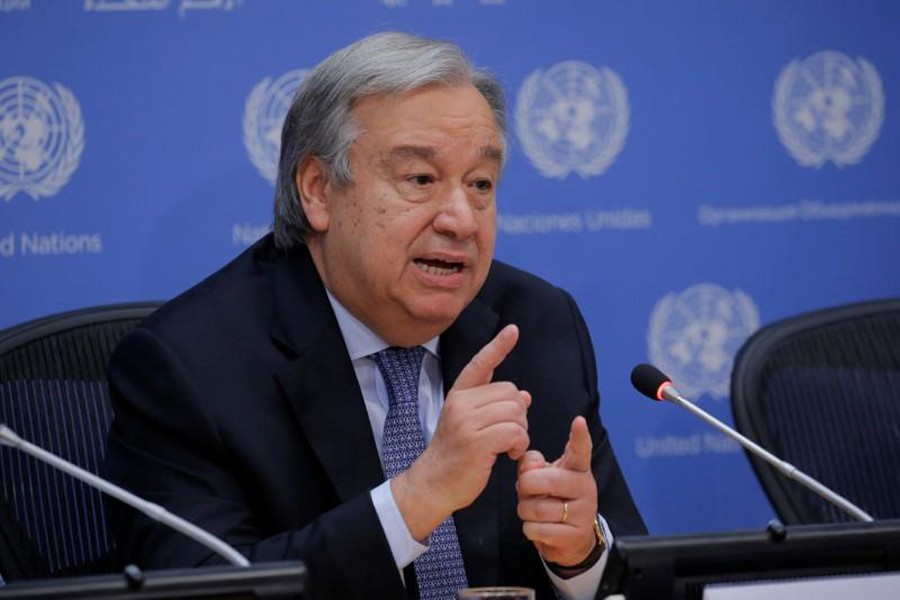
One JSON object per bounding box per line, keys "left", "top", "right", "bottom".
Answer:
{"left": 370, "top": 346, "right": 426, "bottom": 407}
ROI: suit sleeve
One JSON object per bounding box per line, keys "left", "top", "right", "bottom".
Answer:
{"left": 564, "top": 292, "right": 647, "bottom": 539}
{"left": 103, "top": 327, "right": 406, "bottom": 600}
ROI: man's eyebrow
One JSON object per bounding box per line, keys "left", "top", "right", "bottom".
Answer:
{"left": 478, "top": 145, "right": 504, "bottom": 164}
{"left": 388, "top": 145, "right": 436, "bottom": 161}
{"left": 386, "top": 144, "right": 504, "bottom": 163}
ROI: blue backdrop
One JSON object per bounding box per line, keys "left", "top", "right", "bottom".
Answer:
{"left": 3, "top": 0, "right": 899, "bottom": 536}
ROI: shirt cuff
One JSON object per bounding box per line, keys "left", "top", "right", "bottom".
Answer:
{"left": 543, "top": 514, "right": 615, "bottom": 600}
{"left": 371, "top": 480, "right": 429, "bottom": 573}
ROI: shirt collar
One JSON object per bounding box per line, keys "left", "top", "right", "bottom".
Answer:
{"left": 325, "top": 290, "right": 440, "bottom": 360}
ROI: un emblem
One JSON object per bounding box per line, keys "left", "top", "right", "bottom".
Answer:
{"left": 0, "top": 77, "right": 84, "bottom": 201}
{"left": 243, "top": 69, "right": 309, "bottom": 185}
{"left": 648, "top": 284, "right": 760, "bottom": 400}
{"left": 773, "top": 51, "right": 884, "bottom": 168}
{"left": 515, "top": 61, "right": 629, "bottom": 179}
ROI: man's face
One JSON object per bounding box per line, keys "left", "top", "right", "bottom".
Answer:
{"left": 301, "top": 83, "right": 503, "bottom": 346}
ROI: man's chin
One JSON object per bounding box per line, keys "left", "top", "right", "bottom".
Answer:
{"left": 411, "top": 305, "right": 464, "bottom": 329}
{"left": 400, "top": 298, "right": 471, "bottom": 338}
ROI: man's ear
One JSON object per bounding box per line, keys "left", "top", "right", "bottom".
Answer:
{"left": 295, "top": 156, "right": 330, "bottom": 233}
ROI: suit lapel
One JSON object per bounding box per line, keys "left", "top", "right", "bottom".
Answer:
{"left": 440, "top": 295, "right": 509, "bottom": 588}
{"left": 271, "top": 248, "right": 384, "bottom": 502}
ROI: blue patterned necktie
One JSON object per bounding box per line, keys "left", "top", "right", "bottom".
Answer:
{"left": 371, "top": 347, "right": 469, "bottom": 600}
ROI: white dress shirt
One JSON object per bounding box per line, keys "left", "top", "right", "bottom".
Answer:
{"left": 326, "top": 292, "right": 610, "bottom": 599}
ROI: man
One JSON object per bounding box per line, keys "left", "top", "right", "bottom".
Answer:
{"left": 104, "top": 32, "right": 645, "bottom": 599}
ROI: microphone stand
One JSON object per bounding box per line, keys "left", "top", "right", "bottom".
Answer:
{"left": 0, "top": 424, "right": 251, "bottom": 567}
{"left": 659, "top": 386, "right": 874, "bottom": 523}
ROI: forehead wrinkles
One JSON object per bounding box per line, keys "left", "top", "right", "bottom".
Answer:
{"left": 379, "top": 143, "right": 504, "bottom": 168}
{"left": 349, "top": 85, "right": 504, "bottom": 167}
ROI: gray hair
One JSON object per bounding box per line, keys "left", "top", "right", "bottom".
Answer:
{"left": 273, "top": 31, "right": 508, "bottom": 249}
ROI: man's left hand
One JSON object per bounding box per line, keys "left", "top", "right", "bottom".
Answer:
{"left": 516, "top": 416, "right": 599, "bottom": 566}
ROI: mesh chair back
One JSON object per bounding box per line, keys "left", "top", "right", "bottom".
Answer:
{"left": 731, "top": 298, "right": 900, "bottom": 524}
{"left": 0, "top": 303, "right": 160, "bottom": 576}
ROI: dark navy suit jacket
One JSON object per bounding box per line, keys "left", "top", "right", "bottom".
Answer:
{"left": 104, "top": 234, "right": 645, "bottom": 599}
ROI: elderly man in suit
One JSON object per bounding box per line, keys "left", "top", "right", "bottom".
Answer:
{"left": 104, "top": 32, "right": 645, "bottom": 599}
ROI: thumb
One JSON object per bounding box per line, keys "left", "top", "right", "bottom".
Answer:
{"left": 517, "top": 449, "right": 547, "bottom": 476}
{"left": 451, "top": 324, "right": 519, "bottom": 391}
{"left": 559, "top": 416, "right": 592, "bottom": 473}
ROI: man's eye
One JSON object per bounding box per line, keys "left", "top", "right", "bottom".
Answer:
{"left": 408, "top": 175, "right": 433, "bottom": 186}
{"left": 473, "top": 179, "right": 493, "bottom": 192}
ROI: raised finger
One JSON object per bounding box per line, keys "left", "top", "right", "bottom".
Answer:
{"left": 559, "top": 416, "right": 592, "bottom": 473}
{"left": 451, "top": 324, "right": 518, "bottom": 391}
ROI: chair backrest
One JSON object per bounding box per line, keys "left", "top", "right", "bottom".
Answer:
{"left": 730, "top": 298, "right": 900, "bottom": 525}
{"left": 0, "top": 303, "right": 161, "bottom": 578}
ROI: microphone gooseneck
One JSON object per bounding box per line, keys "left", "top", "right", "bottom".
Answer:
{"left": 628, "top": 364, "right": 874, "bottom": 523}
{"left": 0, "top": 424, "right": 250, "bottom": 567}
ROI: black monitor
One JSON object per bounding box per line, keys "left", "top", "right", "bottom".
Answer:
{"left": 600, "top": 520, "right": 900, "bottom": 600}
{"left": 0, "top": 560, "right": 306, "bottom": 599}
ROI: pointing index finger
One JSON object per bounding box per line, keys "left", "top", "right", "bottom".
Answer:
{"left": 451, "top": 324, "right": 519, "bottom": 391}
{"left": 559, "top": 416, "right": 592, "bottom": 473}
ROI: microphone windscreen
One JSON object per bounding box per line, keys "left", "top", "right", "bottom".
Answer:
{"left": 630, "top": 363, "right": 671, "bottom": 400}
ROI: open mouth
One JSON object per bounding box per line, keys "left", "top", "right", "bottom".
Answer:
{"left": 413, "top": 258, "right": 464, "bottom": 276}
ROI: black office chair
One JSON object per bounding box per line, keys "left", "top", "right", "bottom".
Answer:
{"left": 0, "top": 303, "right": 161, "bottom": 579}
{"left": 730, "top": 298, "right": 900, "bottom": 525}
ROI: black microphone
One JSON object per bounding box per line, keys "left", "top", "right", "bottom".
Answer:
{"left": 0, "top": 424, "right": 250, "bottom": 567}
{"left": 629, "top": 364, "right": 874, "bottom": 523}
{"left": 630, "top": 363, "right": 674, "bottom": 402}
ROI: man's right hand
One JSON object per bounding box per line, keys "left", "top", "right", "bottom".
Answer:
{"left": 391, "top": 324, "right": 531, "bottom": 541}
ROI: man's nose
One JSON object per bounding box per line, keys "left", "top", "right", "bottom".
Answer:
{"left": 433, "top": 185, "right": 478, "bottom": 239}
